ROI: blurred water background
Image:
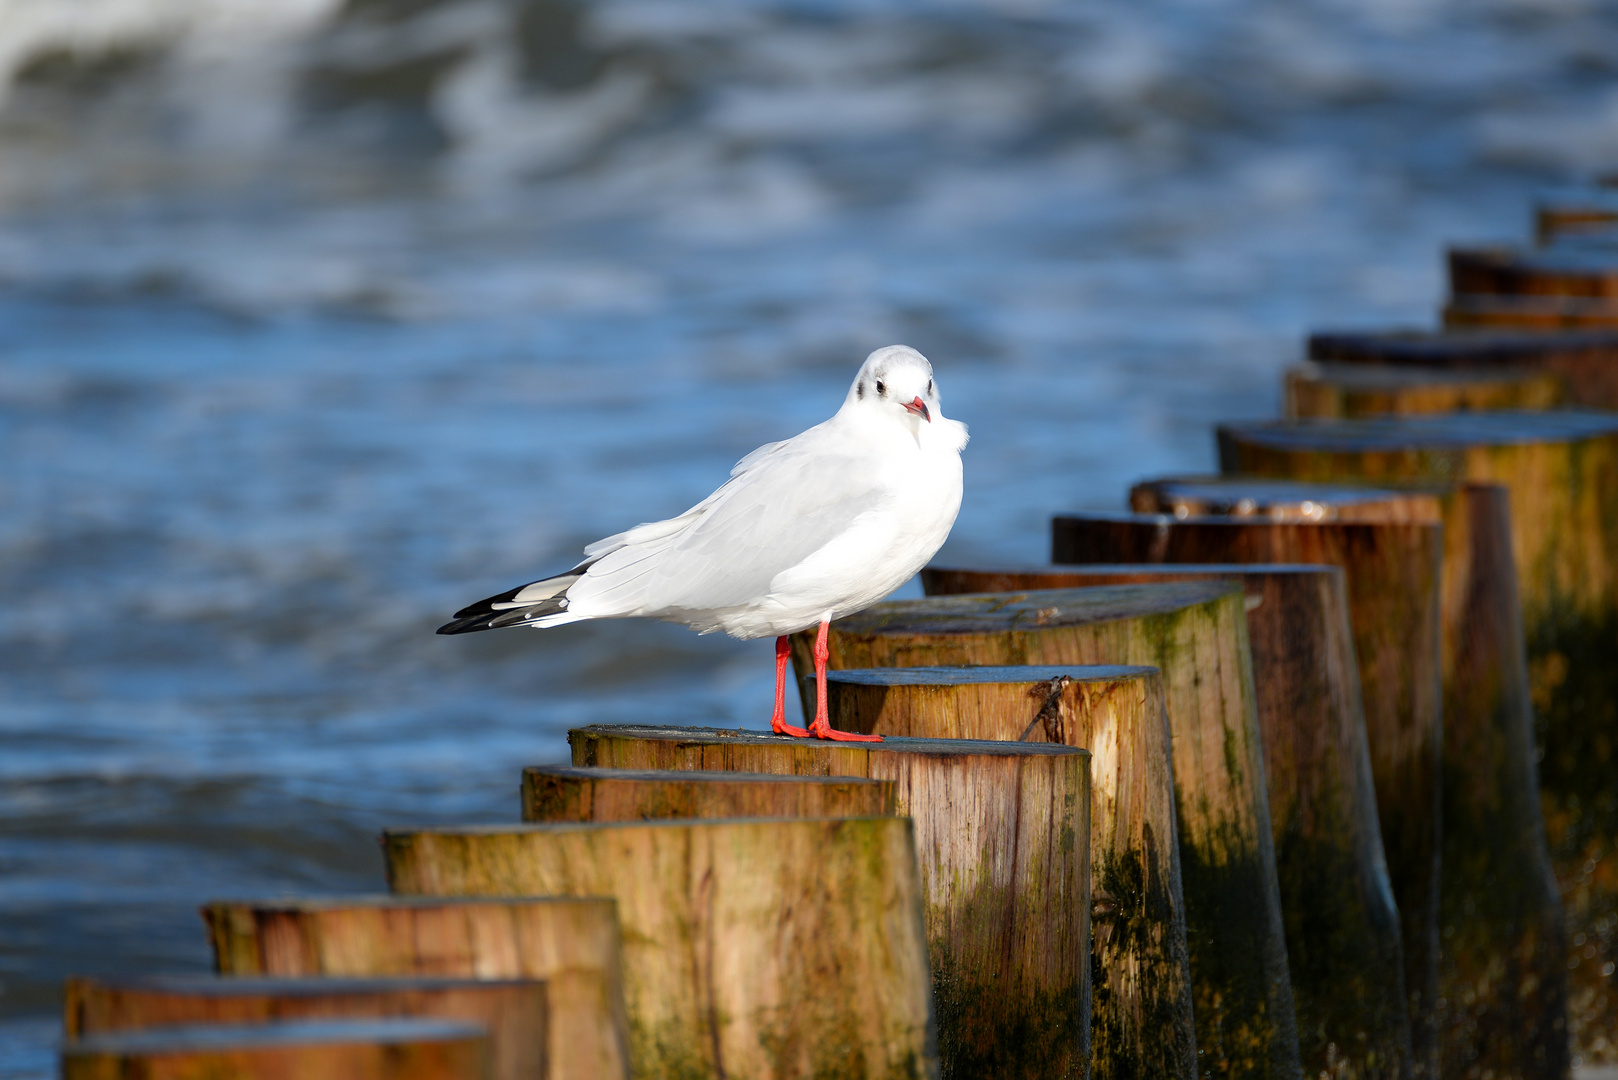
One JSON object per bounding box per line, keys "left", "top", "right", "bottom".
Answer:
{"left": 3, "top": 0, "right": 1618, "bottom": 1072}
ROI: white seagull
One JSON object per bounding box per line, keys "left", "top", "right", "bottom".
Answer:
{"left": 439, "top": 344, "right": 969, "bottom": 741}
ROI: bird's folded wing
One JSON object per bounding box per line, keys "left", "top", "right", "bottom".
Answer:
{"left": 564, "top": 433, "right": 889, "bottom": 619}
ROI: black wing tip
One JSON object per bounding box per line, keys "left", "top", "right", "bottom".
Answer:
{"left": 437, "top": 614, "right": 496, "bottom": 635}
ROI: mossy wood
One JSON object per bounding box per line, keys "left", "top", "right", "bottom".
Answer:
{"left": 1284, "top": 362, "right": 1564, "bottom": 419}
{"left": 570, "top": 724, "right": 1101, "bottom": 1080}
{"left": 521, "top": 765, "right": 896, "bottom": 822}
{"left": 1217, "top": 412, "right": 1618, "bottom": 1064}
{"left": 813, "top": 666, "right": 1195, "bottom": 1080}
{"left": 922, "top": 565, "right": 1411, "bottom": 1080}
{"left": 1053, "top": 512, "right": 1443, "bottom": 1079}
{"left": 1449, "top": 245, "right": 1618, "bottom": 298}
{"left": 201, "top": 895, "right": 626, "bottom": 1080}
{"left": 1058, "top": 492, "right": 1574, "bottom": 1078}
{"left": 1443, "top": 293, "right": 1618, "bottom": 331}
{"left": 1307, "top": 328, "right": 1618, "bottom": 411}
{"left": 60, "top": 1018, "right": 490, "bottom": 1080}
{"left": 64, "top": 975, "right": 544, "bottom": 1080}
{"left": 787, "top": 582, "right": 1302, "bottom": 1080}
{"left": 384, "top": 816, "right": 938, "bottom": 1080}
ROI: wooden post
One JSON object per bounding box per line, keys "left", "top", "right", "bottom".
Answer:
{"left": 1534, "top": 188, "right": 1618, "bottom": 242}
{"left": 1307, "top": 328, "right": 1618, "bottom": 412}
{"left": 1217, "top": 412, "right": 1618, "bottom": 1066}
{"left": 1123, "top": 479, "right": 1573, "bottom": 1078}
{"left": 521, "top": 765, "right": 896, "bottom": 822}
{"left": 61, "top": 1018, "right": 491, "bottom": 1080}
{"left": 1449, "top": 245, "right": 1618, "bottom": 298}
{"left": 384, "top": 816, "right": 938, "bottom": 1080}
{"left": 1443, "top": 293, "right": 1618, "bottom": 331}
{"left": 64, "top": 975, "right": 545, "bottom": 1080}
{"left": 921, "top": 565, "right": 1412, "bottom": 1080}
{"left": 1052, "top": 512, "right": 1443, "bottom": 1079}
{"left": 201, "top": 896, "right": 627, "bottom": 1080}
{"left": 570, "top": 725, "right": 1104, "bottom": 1080}
{"left": 787, "top": 581, "right": 1302, "bottom": 1080}
{"left": 1284, "top": 362, "right": 1564, "bottom": 419}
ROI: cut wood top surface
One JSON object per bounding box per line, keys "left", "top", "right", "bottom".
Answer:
{"left": 64, "top": 1019, "right": 488, "bottom": 1053}
{"left": 523, "top": 765, "right": 894, "bottom": 785}
{"left": 925, "top": 562, "right": 1337, "bottom": 582}
{"left": 820, "top": 580, "right": 1240, "bottom": 636}
{"left": 820, "top": 663, "right": 1157, "bottom": 685}
{"left": 1217, "top": 410, "right": 1618, "bottom": 450}
{"left": 203, "top": 895, "right": 610, "bottom": 912}
{"left": 1310, "top": 327, "right": 1618, "bottom": 365}
{"left": 1127, "top": 476, "right": 1441, "bottom": 521}
{"left": 68, "top": 975, "right": 534, "bottom": 997}
{"left": 570, "top": 724, "right": 1089, "bottom": 758}
{"left": 1292, "top": 361, "right": 1557, "bottom": 389}
{"left": 1450, "top": 244, "right": 1618, "bottom": 294}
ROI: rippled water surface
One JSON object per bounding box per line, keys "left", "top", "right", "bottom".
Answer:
{"left": 3, "top": 0, "right": 1617, "bottom": 1072}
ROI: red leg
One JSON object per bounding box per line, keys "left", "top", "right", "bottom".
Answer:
{"left": 809, "top": 618, "right": 882, "bottom": 742}
{"left": 769, "top": 635, "right": 810, "bottom": 738}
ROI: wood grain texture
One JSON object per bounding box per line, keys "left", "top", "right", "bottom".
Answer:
{"left": 570, "top": 726, "right": 1098, "bottom": 1080}
{"left": 786, "top": 582, "right": 1302, "bottom": 1080}
{"left": 825, "top": 666, "right": 1194, "bottom": 1080}
{"left": 1217, "top": 412, "right": 1618, "bottom": 1065}
{"left": 60, "top": 1018, "right": 490, "bottom": 1080}
{"left": 1053, "top": 514, "right": 1443, "bottom": 1080}
{"left": 384, "top": 816, "right": 938, "bottom": 1080}
{"left": 1307, "top": 328, "right": 1618, "bottom": 412}
{"left": 1535, "top": 189, "right": 1618, "bottom": 242}
{"left": 1125, "top": 478, "right": 1571, "bottom": 1079}
{"left": 521, "top": 765, "right": 896, "bottom": 822}
{"left": 923, "top": 566, "right": 1411, "bottom": 1080}
{"left": 63, "top": 976, "right": 542, "bottom": 1080}
{"left": 1284, "top": 362, "right": 1564, "bottom": 419}
{"left": 201, "top": 896, "right": 626, "bottom": 1080}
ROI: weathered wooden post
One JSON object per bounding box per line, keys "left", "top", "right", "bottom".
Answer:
{"left": 61, "top": 1018, "right": 491, "bottom": 1080}
{"left": 1125, "top": 477, "right": 1572, "bottom": 1078}
{"left": 1446, "top": 246, "right": 1618, "bottom": 329}
{"left": 569, "top": 727, "right": 1096, "bottom": 1080}
{"left": 64, "top": 975, "right": 545, "bottom": 1080}
{"left": 1218, "top": 412, "right": 1618, "bottom": 1066}
{"left": 1052, "top": 510, "right": 1443, "bottom": 1078}
{"left": 202, "top": 895, "right": 627, "bottom": 1080}
{"left": 384, "top": 816, "right": 938, "bottom": 1080}
{"left": 1307, "top": 328, "right": 1618, "bottom": 411}
{"left": 522, "top": 765, "right": 896, "bottom": 822}
{"left": 1284, "top": 361, "right": 1563, "bottom": 419}
{"left": 786, "top": 581, "right": 1302, "bottom": 1080}
{"left": 921, "top": 564, "right": 1412, "bottom": 1080}
{"left": 1534, "top": 187, "right": 1618, "bottom": 242}
{"left": 1443, "top": 293, "right": 1618, "bottom": 330}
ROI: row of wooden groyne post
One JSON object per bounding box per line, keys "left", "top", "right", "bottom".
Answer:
{"left": 58, "top": 185, "right": 1618, "bottom": 1080}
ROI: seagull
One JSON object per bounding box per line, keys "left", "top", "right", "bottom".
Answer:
{"left": 438, "top": 345, "right": 968, "bottom": 741}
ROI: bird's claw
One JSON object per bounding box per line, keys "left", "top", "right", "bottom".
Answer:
{"left": 808, "top": 719, "right": 882, "bottom": 742}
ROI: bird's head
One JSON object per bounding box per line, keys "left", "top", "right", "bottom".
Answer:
{"left": 846, "top": 344, "right": 940, "bottom": 426}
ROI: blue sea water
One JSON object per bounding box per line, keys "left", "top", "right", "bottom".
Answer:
{"left": 2, "top": 0, "right": 1616, "bottom": 1072}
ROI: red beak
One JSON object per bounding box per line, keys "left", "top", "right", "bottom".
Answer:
{"left": 904, "top": 397, "right": 931, "bottom": 422}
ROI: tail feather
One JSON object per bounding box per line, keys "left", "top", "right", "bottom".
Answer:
{"left": 437, "top": 562, "right": 592, "bottom": 635}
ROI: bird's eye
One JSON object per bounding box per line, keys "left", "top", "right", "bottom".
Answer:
{"left": 875, "top": 380, "right": 886, "bottom": 396}
{"left": 926, "top": 380, "right": 933, "bottom": 395}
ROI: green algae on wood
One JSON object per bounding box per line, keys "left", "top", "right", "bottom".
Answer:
{"left": 65, "top": 974, "right": 546, "bottom": 1080}
{"left": 569, "top": 725, "right": 1093, "bottom": 1080}
{"left": 201, "top": 895, "right": 628, "bottom": 1080}
{"left": 788, "top": 582, "right": 1303, "bottom": 1080}
{"left": 924, "top": 565, "right": 1412, "bottom": 1080}
{"left": 1218, "top": 411, "right": 1618, "bottom": 1066}
{"left": 385, "top": 816, "right": 937, "bottom": 1080}
{"left": 1054, "top": 511, "right": 1444, "bottom": 1078}
{"left": 808, "top": 664, "right": 1196, "bottom": 1080}
{"left": 522, "top": 765, "right": 896, "bottom": 822}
